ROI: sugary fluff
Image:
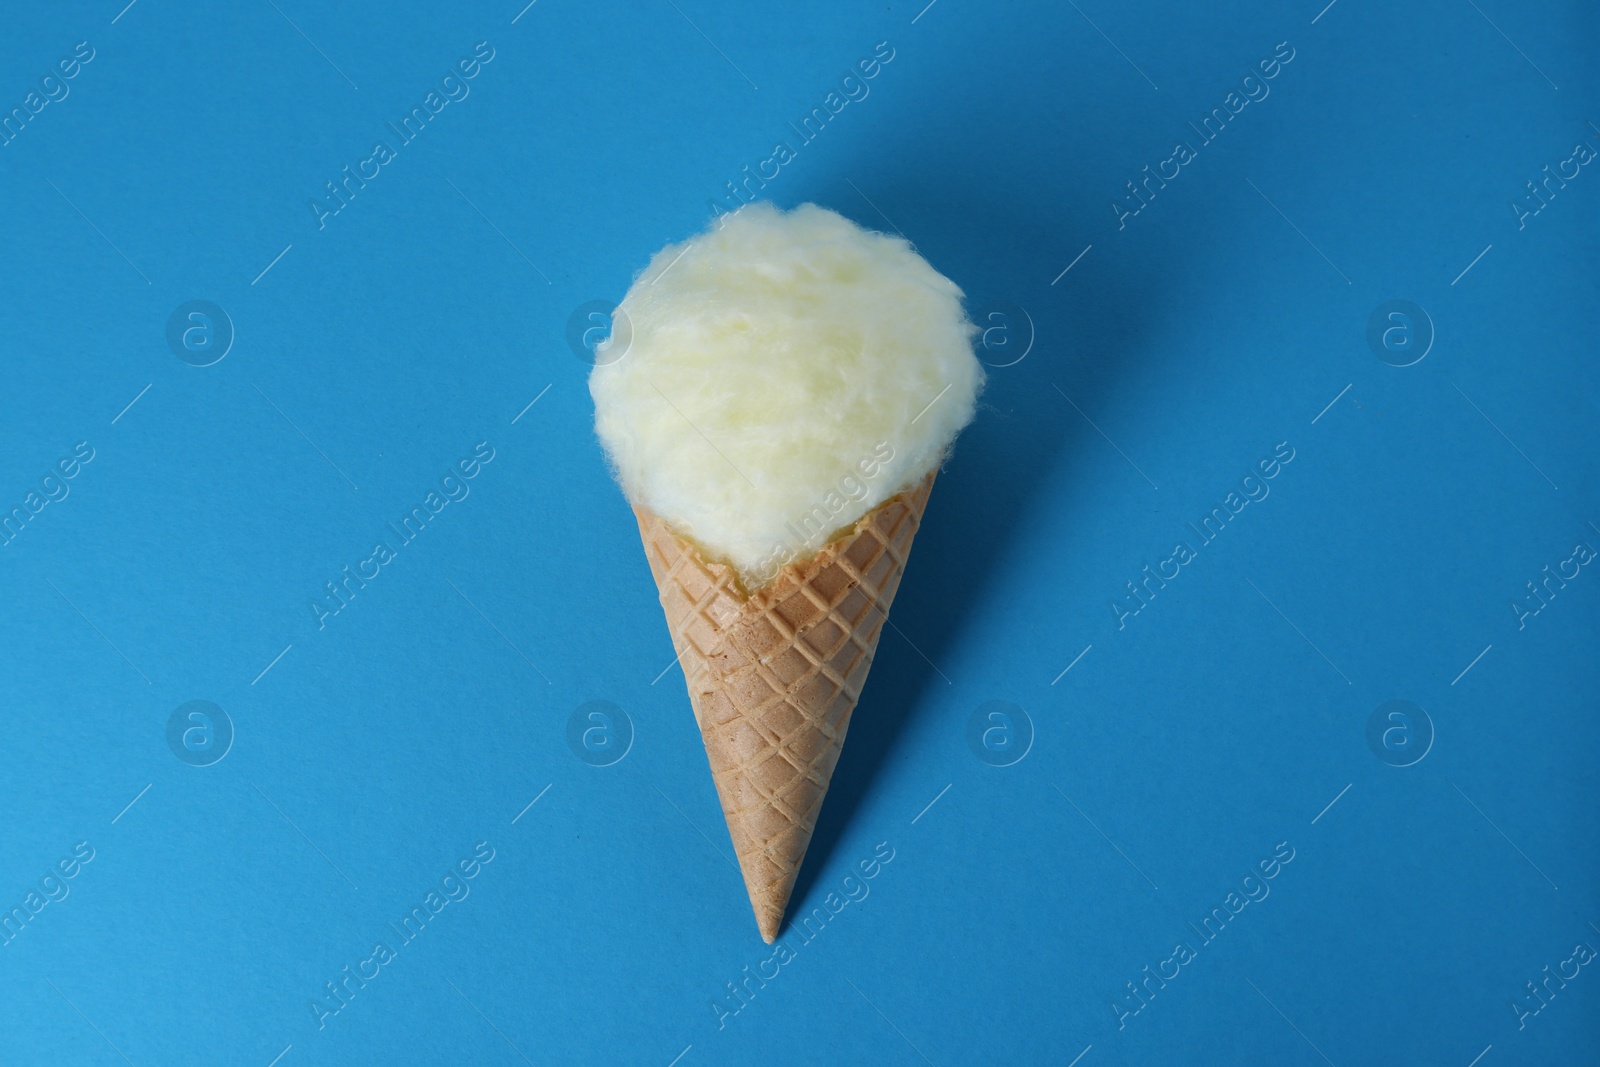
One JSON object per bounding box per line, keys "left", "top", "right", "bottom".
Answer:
{"left": 590, "top": 202, "right": 983, "bottom": 589}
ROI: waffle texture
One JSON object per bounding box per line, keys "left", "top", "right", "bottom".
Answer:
{"left": 634, "top": 472, "right": 935, "bottom": 941}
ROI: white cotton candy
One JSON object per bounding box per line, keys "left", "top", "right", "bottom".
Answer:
{"left": 589, "top": 201, "right": 983, "bottom": 589}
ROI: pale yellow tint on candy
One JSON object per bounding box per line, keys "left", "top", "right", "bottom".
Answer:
{"left": 590, "top": 202, "right": 981, "bottom": 941}
{"left": 589, "top": 201, "right": 982, "bottom": 589}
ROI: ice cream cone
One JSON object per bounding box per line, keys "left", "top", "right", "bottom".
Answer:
{"left": 633, "top": 472, "right": 935, "bottom": 941}
{"left": 593, "top": 203, "right": 983, "bottom": 939}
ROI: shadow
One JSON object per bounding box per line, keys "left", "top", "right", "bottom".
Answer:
{"left": 780, "top": 100, "right": 1191, "bottom": 926}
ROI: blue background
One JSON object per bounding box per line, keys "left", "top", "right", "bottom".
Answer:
{"left": 1, "top": 1, "right": 1596, "bottom": 1064}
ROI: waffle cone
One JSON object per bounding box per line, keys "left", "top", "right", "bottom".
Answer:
{"left": 632, "top": 472, "right": 935, "bottom": 941}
